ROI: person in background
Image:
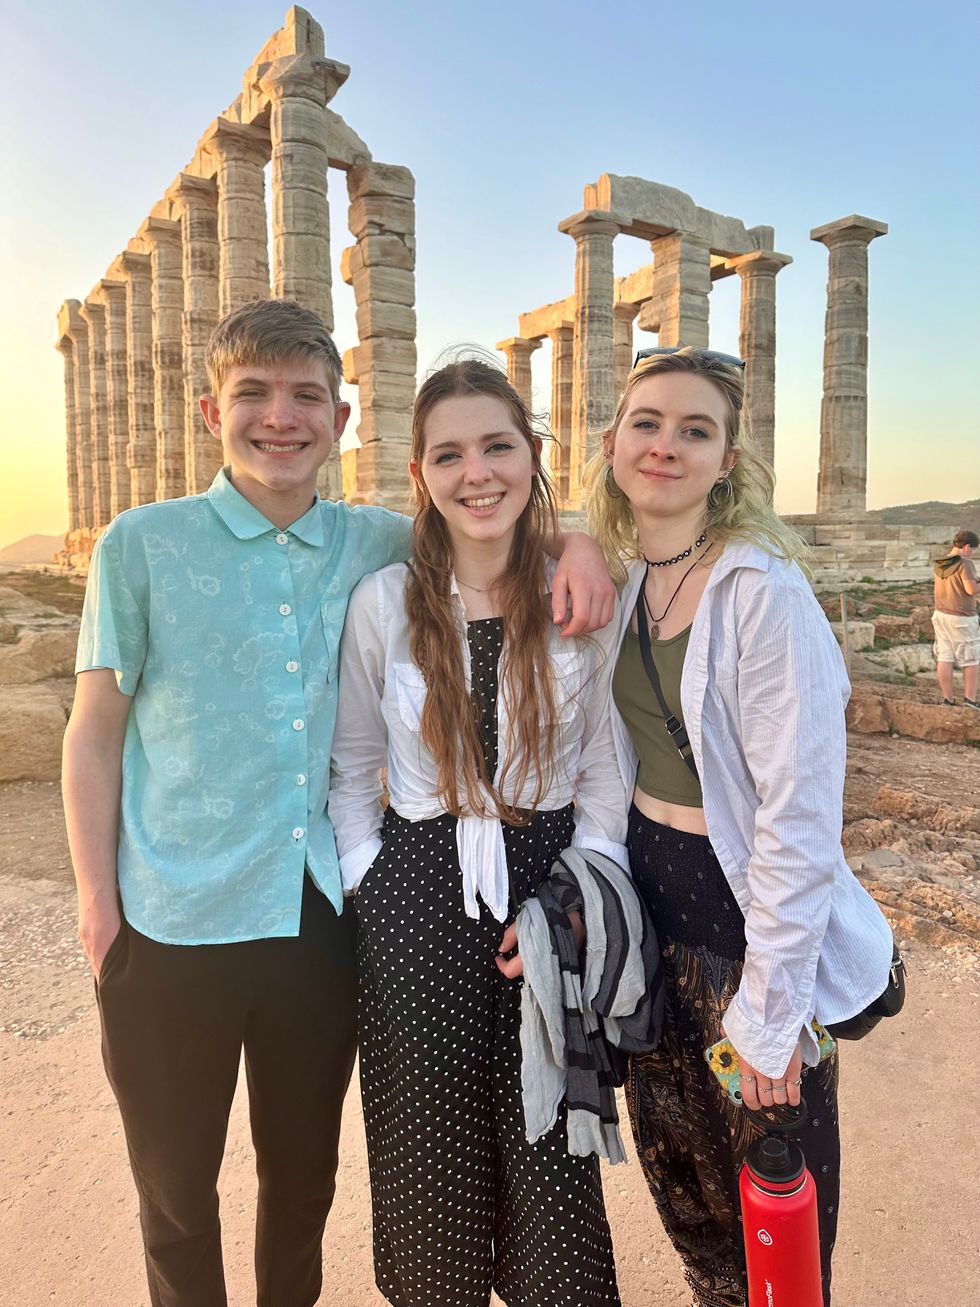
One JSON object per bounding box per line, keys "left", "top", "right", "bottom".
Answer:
{"left": 932, "top": 528, "right": 979, "bottom": 708}
{"left": 329, "top": 357, "right": 627, "bottom": 1307}
{"left": 586, "top": 345, "right": 894, "bottom": 1307}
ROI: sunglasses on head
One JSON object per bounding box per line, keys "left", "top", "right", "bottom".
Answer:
{"left": 633, "top": 346, "right": 745, "bottom": 370}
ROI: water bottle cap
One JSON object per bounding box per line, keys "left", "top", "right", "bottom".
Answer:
{"left": 746, "top": 1134, "right": 806, "bottom": 1186}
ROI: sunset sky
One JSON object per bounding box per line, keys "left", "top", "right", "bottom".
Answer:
{"left": 2, "top": 0, "right": 978, "bottom": 548}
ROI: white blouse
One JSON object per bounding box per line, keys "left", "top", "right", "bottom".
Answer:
{"left": 329, "top": 560, "right": 629, "bottom": 922}
{"left": 612, "top": 543, "right": 894, "bottom": 1077}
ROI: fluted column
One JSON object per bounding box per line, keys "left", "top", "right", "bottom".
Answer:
{"left": 613, "top": 300, "right": 639, "bottom": 395}
{"left": 811, "top": 215, "right": 888, "bottom": 517}
{"left": 80, "top": 298, "right": 110, "bottom": 527}
{"left": 55, "top": 330, "right": 80, "bottom": 533}
{"left": 729, "top": 250, "right": 792, "bottom": 468}
{"left": 343, "top": 163, "right": 417, "bottom": 508}
{"left": 141, "top": 218, "right": 186, "bottom": 500}
{"left": 101, "top": 280, "right": 132, "bottom": 517}
{"left": 649, "top": 232, "right": 712, "bottom": 348}
{"left": 204, "top": 119, "right": 271, "bottom": 316}
{"left": 495, "top": 336, "right": 540, "bottom": 409}
{"left": 558, "top": 210, "right": 619, "bottom": 507}
{"left": 65, "top": 308, "right": 93, "bottom": 530}
{"left": 168, "top": 174, "right": 221, "bottom": 495}
{"left": 116, "top": 250, "right": 155, "bottom": 506}
{"left": 260, "top": 54, "right": 349, "bottom": 330}
{"left": 548, "top": 324, "right": 574, "bottom": 504}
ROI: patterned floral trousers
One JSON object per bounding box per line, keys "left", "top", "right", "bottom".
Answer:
{"left": 625, "top": 808, "right": 841, "bottom": 1307}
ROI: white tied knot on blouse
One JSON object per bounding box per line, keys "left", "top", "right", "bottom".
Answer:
{"left": 328, "top": 561, "right": 629, "bottom": 923}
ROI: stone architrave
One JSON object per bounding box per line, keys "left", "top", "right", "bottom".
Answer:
{"left": 649, "top": 232, "right": 712, "bottom": 348}
{"left": 260, "top": 54, "right": 349, "bottom": 331}
{"left": 204, "top": 119, "right": 272, "bottom": 317}
{"left": 344, "top": 163, "right": 417, "bottom": 508}
{"left": 168, "top": 174, "right": 221, "bottom": 495}
{"left": 141, "top": 218, "right": 186, "bottom": 501}
{"left": 811, "top": 215, "right": 888, "bottom": 516}
{"left": 116, "top": 250, "right": 155, "bottom": 506}
{"left": 80, "top": 298, "right": 110, "bottom": 527}
{"left": 558, "top": 210, "right": 619, "bottom": 505}
{"left": 548, "top": 324, "right": 574, "bottom": 503}
{"left": 495, "top": 337, "right": 540, "bottom": 410}
{"left": 613, "top": 300, "right": 639, "bottom": 395}
{"left": 55, "top": 332, "right": 79, "bottom": 533}
{"left": 101, "top": 279, "right": 132, "bottom": 517}
{"left": 728, "top": 249, "right": 792, "bottom": 468}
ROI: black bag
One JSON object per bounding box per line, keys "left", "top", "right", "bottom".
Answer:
{"left": 825, "top": 944, "right": 907, "bottom": 1040}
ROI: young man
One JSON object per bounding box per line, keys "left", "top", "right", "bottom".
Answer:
{"left": 62, "top": 298, "right": 613, "bottom": 1307}
{"left": 932, "top": 528, "right": 979, "bottom": 708}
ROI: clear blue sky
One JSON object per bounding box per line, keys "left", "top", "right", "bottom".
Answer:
{"left": 2, "top": 0, "right": 978, "bottom": 544}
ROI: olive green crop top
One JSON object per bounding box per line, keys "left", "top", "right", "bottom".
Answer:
{"left": 612, "top": 624, "right": 704, "bottom": 807}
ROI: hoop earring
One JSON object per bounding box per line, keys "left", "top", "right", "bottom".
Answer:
{"left": 605, "top": 464, "right": 624, "bottom": 499}
{"left": 708, "top": 474, "right": 734, "bottom": 509}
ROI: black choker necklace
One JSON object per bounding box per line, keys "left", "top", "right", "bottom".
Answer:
{"left": 644, "top": 531, "right": 707, "bottom": 568}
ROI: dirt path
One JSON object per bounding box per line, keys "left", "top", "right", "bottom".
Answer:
{"left": 0, "top": 782, "right": 976, "bottom": 1306}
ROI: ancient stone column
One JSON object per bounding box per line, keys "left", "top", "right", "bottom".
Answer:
{"left": 64, "top": 308, "right": 94, "bottom": 531}
{"left": 548, "top": 324, "right": 574, "bottom": 504}
{"left": 811, "top": 215, "right": 888, "bottom": 516}
{"left": 613, "top": 300, "right": 639, "bottom": 395}
{"left": 260, "top": 54, "right": 349, "bottom": 331}
{"left": 649, "top": 232, "right": 712, "bottom": 348}
{"left": 116, "top": 250, "right": 155, "bottom": 506}
{"left": 168, "top": 174, "right": 221, "bottom": 495}
{"left": 80, "top": 298, "right": 110, "bottom": 527}
{"left": 141, "top": 218, "right": 186, "bottom": 501}
{"left": 729, "top": 250, "right": 792, "bottom": 468}
{"left": 101, "top": 279, "right": 132, "bottom": 517}
{"left": 558, "top": 210, "right": 619, "bottom": 506}
{"left": 495, "top": 336, "right": 540, "bottom": 409}
{"left": 343, "top": 163, "right": 418, "bottom": 509}
{"left": 55, "top": 331, "right": 79, "bottom": 533}
{"left": 204, "top": 119, "right": 271, "bottom": 317}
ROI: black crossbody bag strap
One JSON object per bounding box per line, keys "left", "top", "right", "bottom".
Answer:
{"left": 633, "top": 583, "right": 699, "bottom": 779}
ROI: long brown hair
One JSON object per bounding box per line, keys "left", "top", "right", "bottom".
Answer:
{"left": 585, "top": 348, "right": 809, "bottom": 582}
{"left": 407, "top": 356, "right": 560, "bottom": 824}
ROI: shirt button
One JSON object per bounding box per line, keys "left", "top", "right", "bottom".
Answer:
{"left": 292, "top": 718, "right": 305, "bottom": 731}
{"left": 296, "top": 773, "right": 307, "bottom": 786}
{"left": 286, "top": 660, "right": 299, "bottom": 673}
{"left": 275, "top": 532, "right": 288, "bottom": 545}
{"left": 292, "top": 827, "right": 305, "bottom": 840}
{"left": 279, "top": 603, "right": 292, "bottom": 616}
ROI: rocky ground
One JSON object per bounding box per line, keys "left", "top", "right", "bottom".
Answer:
{"left": 1, "top": 567, "right": 978, "bottom": 1304}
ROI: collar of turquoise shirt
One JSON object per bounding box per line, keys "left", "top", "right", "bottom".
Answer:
{"left": 206, "top": 467, "right": 326, "bottom": 546}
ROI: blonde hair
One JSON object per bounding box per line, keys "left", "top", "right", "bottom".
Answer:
{"left": 585, "top": 348, "right": 809, "bottom": 582}
{"left": 205, "top": 298, "right": 343, "bottom": 399}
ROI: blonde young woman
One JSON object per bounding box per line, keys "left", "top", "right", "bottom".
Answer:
{"left": 586, "top": 347, "right": 893, "bottom": 1307}
{"left": 329, "top": 358, "right": 627, "bottom": 1307}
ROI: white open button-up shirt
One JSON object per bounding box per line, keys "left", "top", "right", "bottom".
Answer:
{"left": 329, "top": 560, "right": 629, "bottom": 923}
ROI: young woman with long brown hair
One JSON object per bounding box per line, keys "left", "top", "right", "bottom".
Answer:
{"left": 587, "top": 346, "right": 894, "bottom": 1307}
{"left": 329, "top": 357, "right": 627, "bottom": 1307}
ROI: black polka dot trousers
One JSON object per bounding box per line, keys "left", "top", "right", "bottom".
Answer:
{"left": 355, "top": 805, "right": 622, "bottom": 1307}
{"left": 625, "top": 808, "right": 841, "bottom": 1307}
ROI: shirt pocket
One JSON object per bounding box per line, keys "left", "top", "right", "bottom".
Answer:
{"left": 392, "top": 661, "right": 427, "bottom": 730}
{"left": 549, "top": 649, "right": 587, "bottom": 726}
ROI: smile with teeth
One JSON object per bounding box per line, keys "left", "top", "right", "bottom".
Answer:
{"left": 460, "top": 493, "right": 504, "bottom": 509}
{"left": 254, "top": 441, "right": 308, "bottom": 453}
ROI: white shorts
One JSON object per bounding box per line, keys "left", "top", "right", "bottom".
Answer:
{"left": 932, "top": 610, "right": 980, "bottom": 666}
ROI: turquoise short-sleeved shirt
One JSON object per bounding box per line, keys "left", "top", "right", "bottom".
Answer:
{"left": 75, "top": 468, "right": 412, "bottom": 943}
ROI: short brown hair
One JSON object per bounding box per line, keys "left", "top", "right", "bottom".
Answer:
{"left": 205, "top": 298, "right": 343, "bottom": 399}
{"left": 953, "top": 529, "right": 979, "bottom": 549}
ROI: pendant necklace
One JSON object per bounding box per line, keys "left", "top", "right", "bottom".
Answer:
{"left": 644, "top": 558, "right": 700, "bottom": 640}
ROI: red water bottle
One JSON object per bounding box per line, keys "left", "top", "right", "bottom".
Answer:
{"left": 740, "top": 1132, "right": 822, "bottom": 1307}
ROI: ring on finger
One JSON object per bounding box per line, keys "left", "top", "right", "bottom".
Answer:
{"left": 760, "top": 1085, "right": 774, "bottom": 1094}
{"left": 742, "top": 1074, "right": 756, "bottom": 1083}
